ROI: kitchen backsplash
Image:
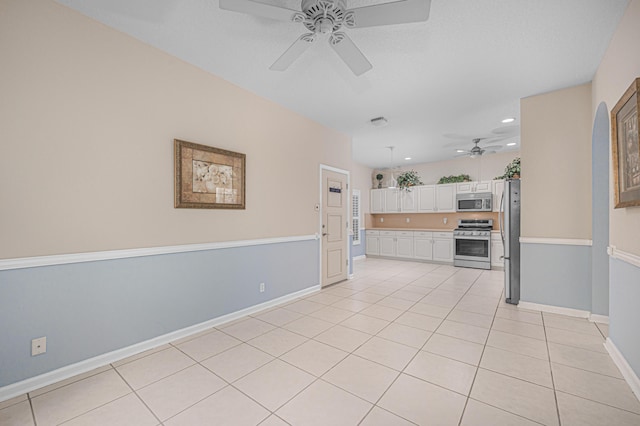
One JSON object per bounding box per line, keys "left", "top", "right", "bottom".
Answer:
{"left": 365, "top": 212, "right": 501, "bottom": 230}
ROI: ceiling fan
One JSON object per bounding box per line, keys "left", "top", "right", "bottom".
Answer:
{"left": 219, "top": 0, "right": 431, "bottom": 76}
{"left": 455, "top": 138, "right": 503, "bottom": 158}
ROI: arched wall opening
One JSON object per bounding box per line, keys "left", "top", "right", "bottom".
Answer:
{"left": 591, "top": 101, "right": 610, "bottom": 316}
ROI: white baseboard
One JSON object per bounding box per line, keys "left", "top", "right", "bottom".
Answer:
{"left": 589, "top": 314, "right": 610, "bottom": 324}
{"left": 0, "top": 285, "right": 320, "bottom": 403}
{"left": 518, "top": 301, "right": 590, "bottom": 319}
{"left": 353, "top": 255, "right": 366, "bottom": 261}
{"left": 604, "top": 338, "right": 640, "bottom": 402}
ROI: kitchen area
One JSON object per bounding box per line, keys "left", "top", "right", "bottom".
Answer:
{"left": 363, "top": 169, "right": 521, "bottom": 305}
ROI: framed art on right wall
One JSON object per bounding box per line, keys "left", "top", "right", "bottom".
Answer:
{"left": 612, "top": 77, "right": 640, "bottom": 208}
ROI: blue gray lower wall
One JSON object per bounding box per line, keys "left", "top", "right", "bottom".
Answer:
{"left": 0, "top": 239, "right": 319, "bottom": 388}
{"left": 521, "top": 243, "right": 592, "bottom": 311}
{"left": 610, "top": 257, "right": 640, "bottom": 377}
{"left": 349, "top": 230, "right": 366, "bottom": 275}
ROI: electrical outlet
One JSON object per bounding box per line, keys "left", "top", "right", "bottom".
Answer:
{"left": 259, "top": 282, "right": 265, "bottom": 293}
{"left": 32, "top": 337, "right": 46, "bottom": 356}
{"left": 406, "top": 218, "right": 410, "bottom": 223}
{"left": 443, "top": 217, "right": 448, "bottom": 224}
{"left": 380, "top": 217, "right": 384, "bottom": 223}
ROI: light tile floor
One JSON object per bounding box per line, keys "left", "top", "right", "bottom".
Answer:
{"left": 2, "top": 258, "right": 640, "bottom": 425}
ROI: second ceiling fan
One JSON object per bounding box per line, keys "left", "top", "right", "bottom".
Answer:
{"left": 219, "top": 0, "right": 431, "bottom": 76}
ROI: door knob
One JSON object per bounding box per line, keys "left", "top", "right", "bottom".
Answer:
{"left": 322, "top": 233, "right": 328, "bottom": 237}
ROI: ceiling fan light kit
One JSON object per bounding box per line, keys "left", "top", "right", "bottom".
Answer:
{"left": 219, "top": 0, "right": 431, "bottom": 76}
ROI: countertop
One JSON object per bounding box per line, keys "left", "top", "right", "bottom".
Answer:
{"left": 366, "top": 228, "right": 501, "bottom": 233}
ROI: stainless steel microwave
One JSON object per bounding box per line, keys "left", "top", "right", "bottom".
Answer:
{"left": 456, "top": 192, "right": 492, "bottom": 212}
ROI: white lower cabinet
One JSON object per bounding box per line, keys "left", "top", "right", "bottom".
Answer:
{"left": 433, "top": 232, "right": 454, "bottom": 263}
{"left": 367, "top": 230, "right": 453, "bottom": 263}
{"left": 365, "top": 230, "right": 380, "bottom": 256}
{"left": 414, "top": 232, "right": 434, "bottom": 260}
{"left": 491, "top": 232, "right": 504, "bottom": 267}
{"left": 396, "top": 231, "right": 414, "bottom": 258}
{"left": 379, "top": 231, "right": 396, "bottom": 257}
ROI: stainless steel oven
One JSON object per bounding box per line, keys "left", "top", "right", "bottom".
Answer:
{"left": 453, "top": 219, "right": 492, "bottom": 270}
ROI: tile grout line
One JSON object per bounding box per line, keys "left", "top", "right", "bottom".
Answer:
{"left": 452, "top": 270, "right": 500, "bottom": 426}
{"left": 27, "top": 392, "right": 37, "bottom": 426}
{"left": 112, "top": 364, "right": 164, "bottom": 426}
{"left": 541, "top": 312, "right": 563, "bottom": 426}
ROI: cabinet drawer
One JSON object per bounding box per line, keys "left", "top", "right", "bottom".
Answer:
{"left": 365, "top": 230, "right": 380, "bottom": 236}
{"left": 379, "top": 231, "right": 396, "bottom": 237}
{"left": 414, "top": 231, "right": 433, "bottom": 238}
{"left": 396, "top": 231, "right": 414, "bottom": 237}
{"left": 433, "top": 232, "right": 453, "bottom": 239}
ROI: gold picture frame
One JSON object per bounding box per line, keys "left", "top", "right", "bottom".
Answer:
{"left": 174, "top": 139, "right": 246, "bottom": 209}
{"left": 611, "top": 78, "right": 640, "bottom": 208}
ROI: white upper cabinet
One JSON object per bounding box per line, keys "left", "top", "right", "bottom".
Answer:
{"left": 371, "top": 189, "right": 385, "bottom": 213}
{"left": 416, "top": 184, "right": 455, "bottom": 213}
{"left": 435, "top": 184, "right": 456, "bottom": 212}
{"left": 417, "top": 186, "right": 436, "bottom": 212}
{"left": 384, "top": 188, "right": 400, "bottom": 212}
{"left": 456, "top": 181, "right": 492, "bottom": 194}
{"left": 400, "top": 190, "right": 418, "bottom": 213}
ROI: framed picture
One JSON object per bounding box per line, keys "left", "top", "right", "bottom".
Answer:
{"left": 174, "top": 139, "right": 246, "bottom": 209}
{"left": 611, "top": 78, "right": 640, "bottom": 208}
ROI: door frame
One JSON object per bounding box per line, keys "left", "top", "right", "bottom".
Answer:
{"left": 319, "top": 164, "right": 351, "bottom": 288}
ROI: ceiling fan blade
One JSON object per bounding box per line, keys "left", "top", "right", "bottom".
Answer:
{"left": 329, "top": 32, "right": 372, "bottom": 76}
{"left": 345, "top": 0, "right": 431, "bottom": 28}
{"left": 219, "top": 0, "right": 299, "bottom": 22}
{"left": 481, "top": 145, "right": 503, "bottom": 151}
{"left": 270, "top": 34, "right": 315, "bottom": 71}
{"left": 484, "top": 151, "right": 497, "bottom": 155}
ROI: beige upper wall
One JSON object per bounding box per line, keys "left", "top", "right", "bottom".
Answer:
{"left": 0, "top": 0, "right": 351, "bottom": 259}
{"left": 520, "top": 83, "right": 593, "bottom": 239}
{"left": 593, "top": 0, "right": 640, "bottom": 256}
{"left": 373, "top": 151, "right": 520, "bottom": 188}
{"left": 350, "top": 161, "right": 373, "bottom": 216}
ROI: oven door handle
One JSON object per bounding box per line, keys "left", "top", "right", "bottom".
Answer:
{"left": 453, "top": 236, "right": 491, "bottom": 241}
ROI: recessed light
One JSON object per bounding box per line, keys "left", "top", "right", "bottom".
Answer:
{"left": 502, "top": 117, "right": 516, "bottom": 124}
{"left": 404, "top": 157, "right": 412, "bottom": 161}
{"left": 507, "top": 142, "right": 517, "bottom": 146}
{"left": 456, "top": 149, "right": 465, "bottom": 153}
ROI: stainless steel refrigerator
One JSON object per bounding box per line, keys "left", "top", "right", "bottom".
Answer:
{"left": 500, "top": 179, "right": 521, "bottom": 305}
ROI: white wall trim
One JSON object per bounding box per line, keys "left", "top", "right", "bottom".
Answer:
{"left": 604, "top": 338, "right": 640, "bottom": 401}
{"left": 608, "top": 245, "right": 640, "bottom": 269}
{"left": 518, "top": 301, "right": 590, "bottom": 318}
{"left": 353, "top": 255, "right": 366, "bottom": 261}
{"left": 589, "top": 314, "right": 609, "bottom": 324}
{"left": 520, "top": 237, "right": 593, "bottom": 246}
{"left": 0, "top": 284, "right": 320, "bottom": 403}
{"left": 0, "top": 235, "right": 318, "bottom": 271}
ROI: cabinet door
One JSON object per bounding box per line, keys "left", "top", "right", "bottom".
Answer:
{"left": 436, "top": 184, "right": 456, "bottom": 212}
{"left": 366, "top": 236, "right": 380, "bottom": 256}
{"left": 433, "top": 235, "right": 453, "bottom": 262}
{"left": 414, "top": 238, "right": 433, "bottom": 260}
{"left": 401, "top": 190, "right": 418, "bottom": 212}
{"left": 417, "top": 186, "right": 435, "bottom": 212}
{"left": 491, "top": 237, "right": 504, "bottom": 267}
{"left": 370, "top": 189, "right": 385, "bottom": 213}
{"left": 396, "top": 232, "right": 414, "bottom": 258}
{"left": 492, "top": 180, "right": 505, "bottom": 212}
{"left": 475, "top": 181, "right": 492, "bottom": 192}
{"left": 379, "top": 236, "right": 396, "bottom": 256}
{"left": 384, "top": 189, "right": 400, "bottom": 213}
{"left": 456, "top": 182, "right": 473, "bottom": 193}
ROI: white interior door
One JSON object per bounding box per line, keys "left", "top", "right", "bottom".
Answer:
{"left": 321, "top": 168, "right": 348, "bottom": 287}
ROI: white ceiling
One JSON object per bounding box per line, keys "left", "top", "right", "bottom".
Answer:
{"left": 54, "top": 0, "right": 628, "bottom": 168}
